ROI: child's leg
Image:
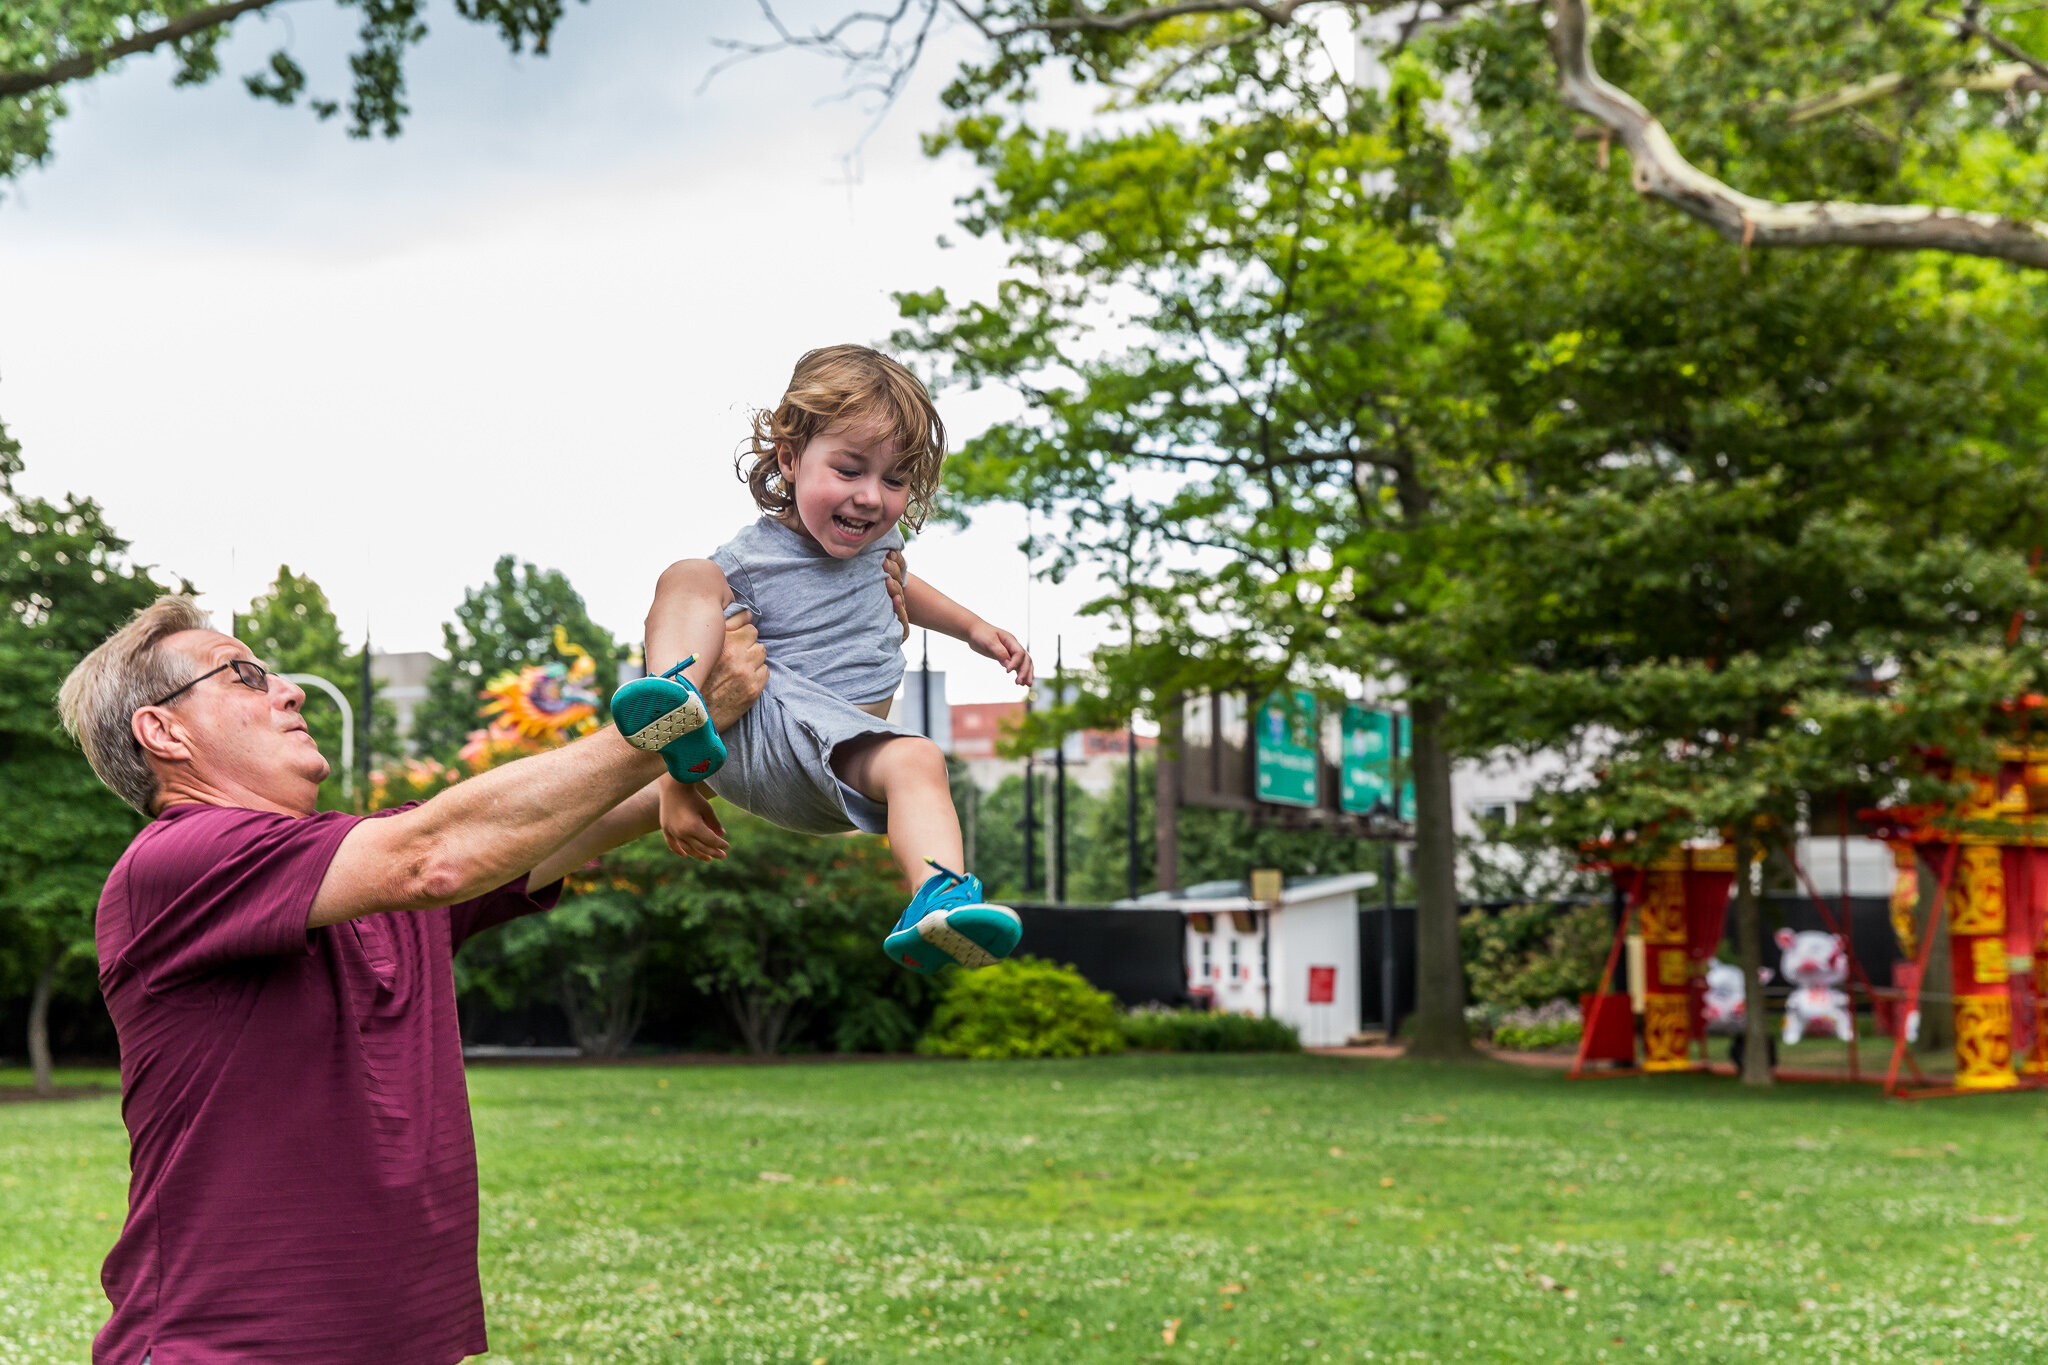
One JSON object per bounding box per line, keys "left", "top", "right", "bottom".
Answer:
{"left": 831, "top": 734, "right": 960, "bottom": 887}
{"left": 643, "top": 559, "right": 732, "bottom": 693}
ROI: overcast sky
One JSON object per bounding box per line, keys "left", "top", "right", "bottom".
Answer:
{"left": 2, "top": 0, "right": 1118, "bottom": 704}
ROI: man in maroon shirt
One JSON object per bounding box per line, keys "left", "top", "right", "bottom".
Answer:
{"left": 53, "top": 595, "right": 772, "bottom": 1365}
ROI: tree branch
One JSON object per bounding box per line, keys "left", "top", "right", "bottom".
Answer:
{"left": 1945, "top": 5, "right": 2048, "bottom": 83}
{"left": 1784, "top": 61, "right": 2046, "bottom": 123}
{"left": 969, "top": 0, "right": 1313, "bottom": 34}
{"left": 0, "top": 0, "right": 287, "bottom": 98}
{"left": 1548, "top": 0, "right": 2048, "bottom": 269}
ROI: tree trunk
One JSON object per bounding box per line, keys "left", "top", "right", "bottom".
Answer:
{"left": 1403, "top": 697, "right": 1474, "bottom": 1060}
{"left": 1732, "top": 826, "right": 1774, "bottom": 1087}
{"left": 28, "top": 947, "right": 60, "bottom": 1098}
{"left": 1155, "top": 693, "right": 1182, "bottom": 894}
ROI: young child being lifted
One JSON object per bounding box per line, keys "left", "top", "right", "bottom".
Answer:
{"left": 612, "top": 345, "right": 1033, "bottom": 972}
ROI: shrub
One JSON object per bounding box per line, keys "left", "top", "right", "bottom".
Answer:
{"left": 1488, "top": 999, "right": 1583, "bottom": 1052}
{"left": 916, "top": 959, "right": 1125, "bottom": 1060}
{"left": 1461, "top": 902, "right": 1611, "bottom": 1011}
{"left": 1119, "top": 1007, "right": 1301, "bottom": 1053}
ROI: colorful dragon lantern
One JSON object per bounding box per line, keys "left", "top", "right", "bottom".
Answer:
{"left": 459, "top": 627, "right": 604, "bottom": 769}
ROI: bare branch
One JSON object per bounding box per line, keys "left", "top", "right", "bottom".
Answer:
{"left": 971, "top": 0, "right": 1314, "bottom": 35}
{"left": 1785, "top": 61, "right": 2046, "bottom": 122}
{"left": 1548, "top": 0, "right": 2048, "bottom": 269}
{"left": 0, "top": 0, "right": 287, "bottom": 98}
{"left": 1945, "top": 5, "right": 2048, "bottom": 82}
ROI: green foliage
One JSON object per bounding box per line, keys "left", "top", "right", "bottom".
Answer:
{"left": 0, "top": 424, "right": 166, "bottom": 1067}
{"left": 0, "top": 0, "right": 590, "bottom": 182}
{"left": 917, "top": 958, "right": 1123, "bottom": 1060}
{"left": 238, "top": 565, "right": 399, "bottom": 811}
{"left": 1489, "top": 1001, "right": 1583, "bottom": 1053}
{"left": 1447, "top": 157, "right": 2048, "bottom": 850}
{"left": 458, "top": 809, "right": 931, "bottom": 1057}
{"left": 1459, "top": 903, "right": 1611, "bottom": 1013}
{"left": 413, "top": 555, "right": 621, "bottom": 760}
{"left": 1118, "top": 1007, "right": 1299, "bottom": 1053}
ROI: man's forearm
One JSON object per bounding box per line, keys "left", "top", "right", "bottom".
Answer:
{"left": 309, "top": 727, "right": 663, "bottom": 927}
{"left": 525, "top": 780, "right": 663, "bottom": 889}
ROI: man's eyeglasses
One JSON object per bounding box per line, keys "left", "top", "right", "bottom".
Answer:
{"left": 148, "top": 659, "right": 271, "bottom": 709}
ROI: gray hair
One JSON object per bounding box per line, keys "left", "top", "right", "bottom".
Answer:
{"left": 57, "top": 596, "right": 210, "bottom": 817}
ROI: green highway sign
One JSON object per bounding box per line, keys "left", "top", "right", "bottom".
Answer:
{"left": 1255, "top": 689, "right": 1320, "bottom": 808}
{"left": 1340, "top": 706, "right": 1390, "bottom": 813}
{"left": 1341, "top": 705, "right": 1414, "bottom": 820}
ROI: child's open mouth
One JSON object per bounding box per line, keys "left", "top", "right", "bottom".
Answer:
{"left": 830, "top": 514, "right": 875, "bottom": 543}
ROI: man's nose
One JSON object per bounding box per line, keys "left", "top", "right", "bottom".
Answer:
{"left": 273, "top": 673, "right": 308, "bottom": 710}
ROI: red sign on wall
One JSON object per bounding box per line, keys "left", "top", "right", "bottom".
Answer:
{"left": 1307, "top": 966, "right": 1336, "bottom": 1004}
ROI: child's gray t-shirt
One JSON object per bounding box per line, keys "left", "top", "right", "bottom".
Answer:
{"left": 709, "top": 516, "right": 906, "bottom": 704}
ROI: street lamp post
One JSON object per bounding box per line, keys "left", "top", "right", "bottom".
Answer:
{"left": 284, "top": 673, "right": 355, "bottom": 808}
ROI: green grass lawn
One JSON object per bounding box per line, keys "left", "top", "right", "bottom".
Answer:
{"left": 5, "top": 1054, "right": 2048, "bottom": 1364}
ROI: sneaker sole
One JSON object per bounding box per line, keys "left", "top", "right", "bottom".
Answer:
{"left": 621, "top": 694, "right": 708, "bottom": 751}
{"left": 888, "top": 904, "right": 1020, "bottom": 971}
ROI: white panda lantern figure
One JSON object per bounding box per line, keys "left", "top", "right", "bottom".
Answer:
{"left": 1700, "top": 960, "right": 1764, "bottom": 1034}
{"left": 1776, "top": 928, "right": 1855, "bottom": 1044}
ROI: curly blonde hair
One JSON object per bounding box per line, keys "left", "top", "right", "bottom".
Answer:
{"left": 738, "top": 345, "right": 947, "bottom": 531}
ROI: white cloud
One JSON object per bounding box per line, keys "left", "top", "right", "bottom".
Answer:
{"left": 2, "top": 0, "right": 1120, "bottom": 704}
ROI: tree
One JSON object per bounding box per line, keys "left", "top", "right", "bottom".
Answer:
{"left": 453, "top": 812, "right": 933, "bottom": 1057}
{"left": 239, "top": 565, "right": 398, "bottom": 811}
{"left": 656, "top": 811, "right": 931, "bottom": 1056}
{"left": 1, "top": 0, "right": 589, "bottom": 181}
{"left": 735, "top": 0, "right": 2048, "bottom": 269}
{"left": 1448, "top": 156, "right": 2048, "bottom": 1082}
{"left": 0, "top": 426, "right": 167, "bottom": 1093}
{"left": 892, "top": 26, "right": 1490, "bottom": 1055}
{"left": 412, "top": 555, "right": 621, "bottom": 760}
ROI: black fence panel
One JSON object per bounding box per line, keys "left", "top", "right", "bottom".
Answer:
{"left": 1012, "top": 904, "right": 1189, "bottom": 1007}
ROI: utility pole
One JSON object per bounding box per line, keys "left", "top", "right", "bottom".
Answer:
{"left": 1053, "top": 637, "right": 1067, "bottom": 903}
{"left": 1021, "top": 684, "right": 1036, "bottom": 894}
{"left": 918, "top": 631, "right": 931, "bottom": 737}
{"left": 1382, "top": 714, "right": 1401, "bottom": 1039}
{"left": 1126, "top": 712, "right": 1140, "bottom": 900}
{"left": 358, "top": 636, "right": 374, "bottom": 814}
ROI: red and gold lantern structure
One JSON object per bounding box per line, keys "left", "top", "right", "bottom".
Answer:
{"left": 1871, "top": 745, "right": 2048, "bottom": 1095}
{"left": 1574, "top": 846, "right": 1739, "bottom": 1076}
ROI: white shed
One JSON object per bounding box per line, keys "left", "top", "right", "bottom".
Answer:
{"left": 1119, "top": 872, "right": 1374, "bottom": 1047}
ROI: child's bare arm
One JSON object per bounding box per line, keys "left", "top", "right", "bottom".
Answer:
{"left": 904, "top": 574, "right": 1035, "bottom": 688}
{"left": 645, "top": 559, "right": 736, "bottom": 687}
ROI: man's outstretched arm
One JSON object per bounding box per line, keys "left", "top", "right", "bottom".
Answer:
{"left": 307, "top": 614, "right": 766, "bottom": 928}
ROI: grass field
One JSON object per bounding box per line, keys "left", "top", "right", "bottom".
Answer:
{"left": 5, "top": 1053, "right": 2048, "bottom": 1364}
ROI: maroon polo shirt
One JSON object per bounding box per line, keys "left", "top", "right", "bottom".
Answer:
{"left": 92, "top": 801, "right": 561, "bottom": 1365}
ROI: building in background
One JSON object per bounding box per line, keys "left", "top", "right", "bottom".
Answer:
{"left": 369, "top": 650, "right": 438, "bottom": 753}
{"left": 948, "top": 699, "right": 1153, "bottom": 794}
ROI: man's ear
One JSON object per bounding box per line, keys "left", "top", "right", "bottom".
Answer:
{"left": 132, "top": 706, "right": 193, "bottom": 765}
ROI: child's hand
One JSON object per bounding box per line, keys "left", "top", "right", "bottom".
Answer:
{"left": 659, "top": 777, "right": 729, "bottom": 861}
{"left": 969, "top": 622, "right": 1035, "bottom": 688}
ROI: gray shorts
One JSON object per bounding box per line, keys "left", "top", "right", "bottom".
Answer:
{"left": 706, "top": 662, "right": 906, "bottom": 836}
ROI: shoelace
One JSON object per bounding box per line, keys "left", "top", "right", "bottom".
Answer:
{"left": 923, "top": 857, "right": 969, "bottom": 892}
{"left": 659, "top": 654, "right": 698, "bottom": 681}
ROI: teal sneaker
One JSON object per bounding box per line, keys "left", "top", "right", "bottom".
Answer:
{"left": 611, "top": 657, "right": 726, "bottom": 783}
{"left": 884, "top": 860, "right": 1021, "bottom": 973}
